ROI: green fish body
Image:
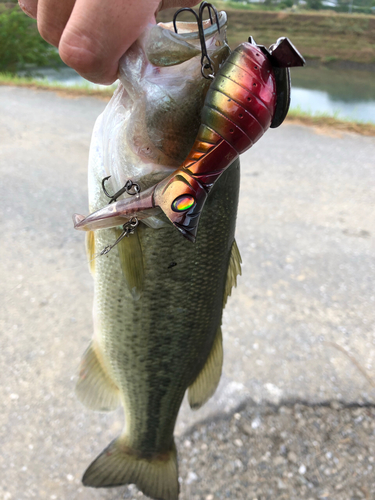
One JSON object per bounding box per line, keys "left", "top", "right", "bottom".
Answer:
{"left": 76, "top": 16, "right": 241, "bottom": 500}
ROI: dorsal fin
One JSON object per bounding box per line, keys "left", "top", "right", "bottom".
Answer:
{"left": 188, "top": 240, "right": 241, "bottom": 410}
{"left": 223, "top": 239, "right": 242, "bottom": 307}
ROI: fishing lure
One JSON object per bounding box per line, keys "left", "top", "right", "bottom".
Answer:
{"left": 74, "top": 3, "right": 305, "bottom": 242}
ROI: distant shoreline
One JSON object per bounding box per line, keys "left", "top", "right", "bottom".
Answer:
{"left": 158, "top": 7, "right": 375, "bottom": 68}
{"left": 1, "top": 76, "right": 374, "bottom": 137}
{"left": 303, "top": 58, "right": 375, "bottom": 73}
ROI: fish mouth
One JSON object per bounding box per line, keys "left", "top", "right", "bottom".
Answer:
{"left": 158, "top": 10, "right": 227, "bottom": 40}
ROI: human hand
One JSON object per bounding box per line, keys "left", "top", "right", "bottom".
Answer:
{"left": 18, "top": 0, "right": 199, "bottom": 85}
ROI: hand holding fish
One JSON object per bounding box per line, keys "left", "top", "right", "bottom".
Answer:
{"left": 18, "top": 0, "right": 199, "bottom": 84}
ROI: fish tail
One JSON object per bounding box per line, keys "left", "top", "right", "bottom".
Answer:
{"left": 82, "top": 436, "right": 179, "bottom": 500}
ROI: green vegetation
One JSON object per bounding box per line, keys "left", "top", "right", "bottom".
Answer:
{"left": 286, "top": 107, "right": 375, "bottom": 135}
{"left": 220, "top": 7, "right": 375, "bottom": 65}
{"left": 0, "top": 2, "right": 373, "bottom": 73}
{"left": 226, "top": 0, "right": 375, "bottom": 13}
{"left": 0, "top": 3, "right": 61, "bottom": 72}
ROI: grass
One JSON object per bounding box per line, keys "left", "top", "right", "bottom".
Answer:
{"left": 286, "top": 107, "right": 375, "bottom": 136}
{"left": 1, "top": 72, "right": 374, "bottom": 136}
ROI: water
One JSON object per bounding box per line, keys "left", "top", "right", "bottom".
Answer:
{"left": 27, "top": 64, "right": 375, "bottom": 124}
{"left": 22, "top": 66, "right": 110, "bottom": 90}
{"left": 290, "top": 64, "right": 375, "bottom": 124}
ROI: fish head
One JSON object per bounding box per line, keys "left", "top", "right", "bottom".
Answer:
{"left": 117, "top": 12, "right": 230, "bottom": 171}
{"left": 74, "top": 11, "right": 231, "bottom": 234}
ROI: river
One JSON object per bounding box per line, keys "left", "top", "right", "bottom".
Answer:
{"left": 28, "top": 63, "right": 375, "bottom": 125}
{"left": 290, "top": 64, "right": 375, "bottom": 124}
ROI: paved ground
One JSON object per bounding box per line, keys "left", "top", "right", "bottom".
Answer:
{"left": 0, "top": 86, "right": 374, "bottom": 499}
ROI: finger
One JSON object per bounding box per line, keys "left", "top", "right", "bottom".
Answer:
{"left": 58, "top": 0, "right": 160, "bottom": 85}
{"left": 37, "top": 0, "right": 76, "bottom": 47}
{"left": 18, "top": 0, "right": 38, "bottom": 19}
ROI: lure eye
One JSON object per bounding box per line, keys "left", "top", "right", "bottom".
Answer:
{"left": 172, "top": 195, "right": 195, "bottom": 212}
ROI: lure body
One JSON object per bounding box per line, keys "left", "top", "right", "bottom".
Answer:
{"left": 74, "top": 38, "right": 304, "bottom": 240}
{"left": 152, "top": 41, "right": 277, "bottom": 241}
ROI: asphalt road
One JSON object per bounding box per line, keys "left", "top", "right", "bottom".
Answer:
{"left": 1, "top": 86, "right": 374, "bottom": 499}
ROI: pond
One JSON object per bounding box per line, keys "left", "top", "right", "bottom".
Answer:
{"left": 28, "top": 63, "right": 375, "bottom": 125}
{"left": 290, "top": 64, "right": 375, "bottom": 124}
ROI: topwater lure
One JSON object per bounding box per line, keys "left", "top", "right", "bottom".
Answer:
{"left": 73, "top": 3, "right": 305, "bottom": 242}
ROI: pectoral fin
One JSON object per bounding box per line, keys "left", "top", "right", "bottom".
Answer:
{"left": 75, "top": 342, "right": 120, "bottom": 411}
{"left": 223, "top": 239, "right": 242, "bottom": 307}
{"left": 188, "top": 326, "right": 223, "bottom": 410}
{"left": 116, "top": 227, "right": 145, "bottom": 300}
{"left": 85, "top": 231, "right": 96, "bottom": 275}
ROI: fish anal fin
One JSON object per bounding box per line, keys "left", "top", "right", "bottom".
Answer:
{"left": 75, "top": 342, "right": 120, "bottom": 412}
{"left": 223, "top": 239, "right": 242, "bottom": 307}
{"left": 85, "top": 230, "right": 96, "bottom": 275}
{"left": 82, "top": 436, "right": 179, "bottom": 500}
{"left": 188, "top": 327, "right": 223, "bottom": 410}
{"left": 116, "top": 227, "right": 144, "bottom": 301}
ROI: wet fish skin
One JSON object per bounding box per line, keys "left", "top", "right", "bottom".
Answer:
{"left": 81, "top": 160, "right": 240, "bottom": 498}
{"left": 75, "top": 15, "right": 240, "bottom": 500}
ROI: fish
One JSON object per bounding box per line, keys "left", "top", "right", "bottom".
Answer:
{"left": 74, "top": 11, "right": 240, "bottom": 500}
{"left": 74, "top": 4, "right": 305, "bottom": 498}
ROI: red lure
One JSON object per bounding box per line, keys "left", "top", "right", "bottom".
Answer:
{"left": 74, "top": 37, "right": 304, "bottom": 241}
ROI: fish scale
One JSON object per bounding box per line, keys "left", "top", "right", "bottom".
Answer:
{"left": 93, "top": 160, "right": 239, "bottom": 454}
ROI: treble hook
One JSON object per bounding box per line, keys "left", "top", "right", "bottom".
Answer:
{"left": 199, "top": 2, "right": 220, "bottom": 35}
{"left": 173, "top": 7, "right": 199, "bottom": 34}
{"left": 102, "top": 176, "right": 140, "bottom": 203}
{"left": 99, "top": 217, "right": 139, "bottom": 256}
{"left": 173, "top": 2, "right": 221, "bottom": 80}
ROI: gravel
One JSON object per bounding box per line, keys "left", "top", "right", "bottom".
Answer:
{"left": 120, "top": 402, "right": 375, "bottom": 500}
{"left": 1, "top": 87, "right": 374, "bottom": 500}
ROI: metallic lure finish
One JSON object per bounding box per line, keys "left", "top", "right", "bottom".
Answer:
{"left": 74, "top": 37, "right": 304, "bottom": 242}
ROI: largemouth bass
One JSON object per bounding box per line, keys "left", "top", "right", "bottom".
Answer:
{"left": 76, "top": 11, "right": 240, "bottom": 500}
